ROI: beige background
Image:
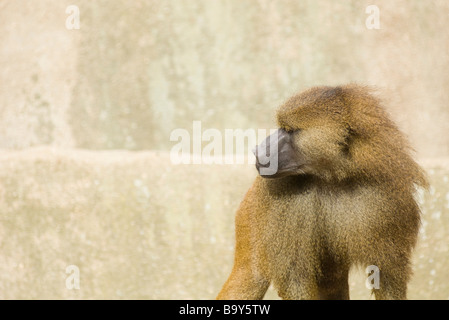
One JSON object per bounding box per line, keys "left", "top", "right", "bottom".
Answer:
{"left": 0, "top": 0, "right": 448, "bottom": 299}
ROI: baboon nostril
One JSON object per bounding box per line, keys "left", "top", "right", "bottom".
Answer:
{"left": 256, "top": 159, "right": 270, "bottom": 168}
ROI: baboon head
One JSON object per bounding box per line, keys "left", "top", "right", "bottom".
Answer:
{"left": 253, "top": 84, "right": 428, "bottom": 188}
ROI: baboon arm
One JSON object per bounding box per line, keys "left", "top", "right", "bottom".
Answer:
{"left": 217, "top": 191, "right": 270, "bottom": 300}
{"left": 216, "top": 264, "right": 269, "bottom": 300}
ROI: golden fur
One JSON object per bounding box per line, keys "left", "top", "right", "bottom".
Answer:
{"left": 217, "top": 84, "right": 428, "bottom": 300}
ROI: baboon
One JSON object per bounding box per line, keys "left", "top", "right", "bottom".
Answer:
{"left": 217, "top": 84, "right": 428, "bottom": 300}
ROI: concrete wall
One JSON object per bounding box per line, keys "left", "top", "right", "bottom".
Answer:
{"left": 1, "top": 0, "right": 449, "bottom": 156}
{"left": 0, "top": 148, "right": 448, "bottom": 299}
{"left": 0, "top": 1, "right": 449, "bottom": 299}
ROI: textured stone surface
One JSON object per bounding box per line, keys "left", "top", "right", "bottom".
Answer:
{"left": 1, "top": 1, "right": 449, "bottom": 156}
{"left": 0, "top": 148, "right": 447, "bottom": 299}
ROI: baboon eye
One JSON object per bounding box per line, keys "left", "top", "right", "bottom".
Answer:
{"left": 283, "top": 126, "right": 297, "bottom": 133}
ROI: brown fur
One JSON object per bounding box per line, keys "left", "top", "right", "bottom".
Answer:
{"left": 217, "top": 84, "right": 428, "bottom": 300}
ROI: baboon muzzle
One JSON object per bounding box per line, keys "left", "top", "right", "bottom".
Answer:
{"left": 253, "top": 128, "right": 302, "bottom": 178}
